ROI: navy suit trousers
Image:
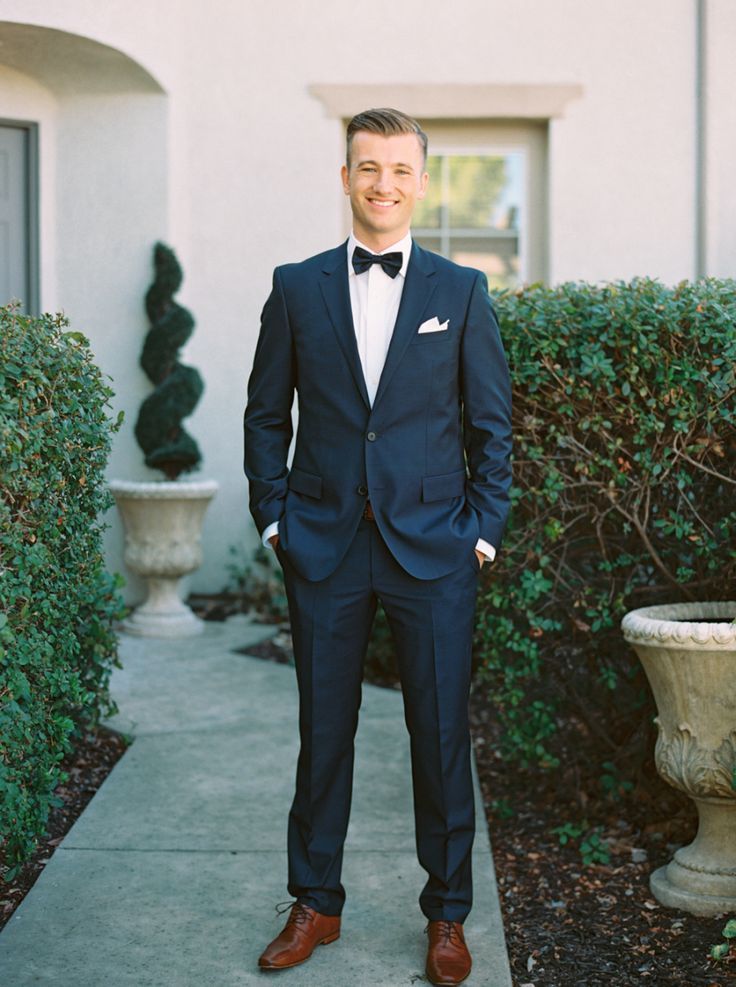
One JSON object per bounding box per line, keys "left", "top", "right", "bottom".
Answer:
{"left": 277, "top": 516, "right": 480, "bottom": 922}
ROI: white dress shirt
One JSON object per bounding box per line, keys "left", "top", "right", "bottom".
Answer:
{"left": 348, "top": 230, "right": 411, "bottom": 406}
{"left": 262, "top": 231, "right": 495, "bottom": 563}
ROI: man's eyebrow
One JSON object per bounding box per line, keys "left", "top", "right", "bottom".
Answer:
{"left": 356, "top": 159, "right": 415, "bottom": 170}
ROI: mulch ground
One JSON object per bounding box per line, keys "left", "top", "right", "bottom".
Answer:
{"left": 469, "top": 699, "right": 735, "bottom": 987}
{"left": 3, "top": 601, "right": 734, "bottom": 985}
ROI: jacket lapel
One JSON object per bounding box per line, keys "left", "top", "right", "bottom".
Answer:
{"left": 319, "top": 241, "right": 371, "bottom": 409}
{"left": 372, "top": 241, "right": 438, "bottom": 410}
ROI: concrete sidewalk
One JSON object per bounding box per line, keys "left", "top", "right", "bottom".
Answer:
{"left": 0, "top": 615, "right": 512, "bottom": 986}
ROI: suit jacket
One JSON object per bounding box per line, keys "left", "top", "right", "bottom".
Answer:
{"left": 244, "top": 239, "right": 513, "bottom": 582}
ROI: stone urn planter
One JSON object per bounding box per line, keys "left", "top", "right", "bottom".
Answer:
{"left": 110, "top": 479, "right": 218, "bottom": 638}
{"left": 621, "top": 602, "right": 736, "bottom": 916}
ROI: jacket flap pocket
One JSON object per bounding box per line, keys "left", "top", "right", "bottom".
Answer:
{"left": 421, "top": 468, "right": 467, "bottom": 503}
{"left": 288, "top": 467, "right": 323, "bottom": 499}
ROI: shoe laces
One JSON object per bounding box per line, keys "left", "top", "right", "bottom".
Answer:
{"left": 275, "top": 899, "right": 312, "bottom": 927}
{"left": 427, "top": 920, "right": 464, "bottom": 946}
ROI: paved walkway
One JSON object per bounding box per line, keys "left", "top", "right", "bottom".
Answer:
{"left": 0, "top": 615, "right": 512, "bottom": 986}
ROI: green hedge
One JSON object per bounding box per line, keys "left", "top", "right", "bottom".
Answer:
{"left": 0, "top": 307, "right": 125, "bottom": 880}
{"left": 474, "top": 277, "right": 736, "bottom": 770}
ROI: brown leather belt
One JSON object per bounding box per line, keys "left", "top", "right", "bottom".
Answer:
{"left": 362, "top": 500, "right": 375, "bottom": 521}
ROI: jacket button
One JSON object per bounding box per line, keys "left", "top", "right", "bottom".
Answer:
{"left": 366, "top": 431, "right": 377, "bottom": 442}
{"left": 357, "top": 483, "right": 368, "bottom": 496}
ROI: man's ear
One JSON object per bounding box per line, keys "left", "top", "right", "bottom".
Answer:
{"left": 340, "top": 163, "right": 350, "bottom": 195}
{"left": 417, "top": 170, "right": 429, "bottom": 200}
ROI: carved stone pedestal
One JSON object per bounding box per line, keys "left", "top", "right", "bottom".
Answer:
{"left": 622, "top": 602, "right": 736, "bottom": 916}
{"left": 110, "top": 479, "right": 219, "bottom": 638}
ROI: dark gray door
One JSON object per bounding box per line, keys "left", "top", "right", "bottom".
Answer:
{"left": 0, "top": 123, "right": 37, "bottom": 313}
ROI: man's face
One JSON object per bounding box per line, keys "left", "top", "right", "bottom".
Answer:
{"left": 341, "top": 131, "right": 429, "bottom": 250}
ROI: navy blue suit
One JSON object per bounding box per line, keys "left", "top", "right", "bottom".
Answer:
{"left": 244, "top": 239, "right": 512, "bottom": 921}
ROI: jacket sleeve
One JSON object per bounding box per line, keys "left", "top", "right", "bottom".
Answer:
{"left": 460, "top": 271, "right": 513, "bottom": 550}
{"left": 243, "top": 267, "right": 296, "bottom": 535}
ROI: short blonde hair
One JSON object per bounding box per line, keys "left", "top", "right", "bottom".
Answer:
{"left": 346, "top": 107, "right": 428, "bottom": 168}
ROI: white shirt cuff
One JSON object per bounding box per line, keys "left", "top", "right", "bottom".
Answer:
{"left": 262, "top": 521, "right": 279, "bottom": 548}
{"left": 475, "top": 538, "right": 496, "bottom": 563}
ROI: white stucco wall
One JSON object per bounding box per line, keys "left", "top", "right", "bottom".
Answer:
{"left": 706, "top": 0, "right": 736, "bottom": 277}
{"left": 0, "top": 0, "right": 732, "bottom": 598}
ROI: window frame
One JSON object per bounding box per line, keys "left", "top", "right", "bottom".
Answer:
{"left": 0, "top": 118, "right": 40, "bottom": 316}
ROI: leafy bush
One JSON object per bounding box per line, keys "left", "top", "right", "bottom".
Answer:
{"left": 476, "top": 277, "right": 736, "bottom": 770}
{"left": 0, "top": 307, "right": 125, "bottom": 879}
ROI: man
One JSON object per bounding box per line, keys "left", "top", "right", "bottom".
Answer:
{"left": 243, "top": 107, "right": 512, "bottom": 986}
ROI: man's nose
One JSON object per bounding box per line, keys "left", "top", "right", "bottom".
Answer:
{"left": 372, "top": 171, "right": 394, "bottom": 193}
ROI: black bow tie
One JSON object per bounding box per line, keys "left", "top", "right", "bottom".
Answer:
{"left": 352, "top": 246, "right": 403, "bottom": 279}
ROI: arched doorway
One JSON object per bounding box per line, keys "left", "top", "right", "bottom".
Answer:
{"left": 0, "top": 21, "right": 169, "bottom": 597}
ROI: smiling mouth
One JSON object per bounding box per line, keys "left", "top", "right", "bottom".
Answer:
{"left": 367, "top": 198, "right": 398, "bottom": 209}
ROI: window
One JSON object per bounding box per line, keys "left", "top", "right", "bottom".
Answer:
{"left": 414, "top": 151, "right": 525, "bottom": 289}
{"left": 0, "top": 121, "right": 38, "bottom": 314}
{"left": 413, "top": 121, "right": 547, "bottom": 287}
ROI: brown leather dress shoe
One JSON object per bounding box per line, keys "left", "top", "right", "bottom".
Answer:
{"left": 258, "top": 902, "right": 340, "bottom": 970}
{"left": 425, "top": 920, "right": 472, "bottom": 986}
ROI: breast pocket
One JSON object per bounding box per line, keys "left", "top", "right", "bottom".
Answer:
{"left": 409, "top": 330, "right": 454, "bottom": 346}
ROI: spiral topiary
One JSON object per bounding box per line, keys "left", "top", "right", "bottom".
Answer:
{"left": 134, "top": 242, "right": 204, "bottom": 479}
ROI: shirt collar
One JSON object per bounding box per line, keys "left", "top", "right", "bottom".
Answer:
{"left": 347, "top": 230, "right": 413, "bottom": 279}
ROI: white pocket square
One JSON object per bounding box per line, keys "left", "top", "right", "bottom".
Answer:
{"left": 417, "top": 317, "right": 449, "bottom": 334}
